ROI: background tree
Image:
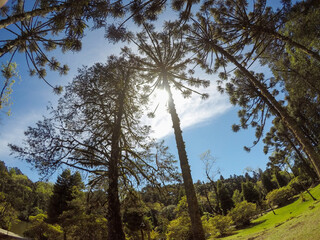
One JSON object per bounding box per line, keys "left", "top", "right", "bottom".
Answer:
{"left": 217, "top": 180, "right": 234, "bottom": 215}
{"left": 241, "top": 181, "right": 260, "bottom": 205}
{"left": 47, "top": 169, "right": 84, "bottom": 224}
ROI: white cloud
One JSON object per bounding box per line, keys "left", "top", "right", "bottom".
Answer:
{"left": 144, "top": 83, "right": 232, "bottom": 139}
{"left": 0, "top": 111, "right": 42, "bottom": 158}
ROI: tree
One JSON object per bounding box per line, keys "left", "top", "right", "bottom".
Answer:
{"left": 120, "top": 23, "right": 209, "bottom": 240}
{"left": 10, "top": 55, "right": 178, "bottom": 240}
{"left": 0, "top": 0, "right": 199, "bottom": 101}
{"left": 187, "top": 6, "right": 320, "bottom": 179}
{"left": 228, "top": 201, "right": 257, "bottom": 227}
{"left": 200, "top": 150, "right": 222, "bottom": 214}
{"left": 166, "top": 196, "right": 192, "bottom": 240}
{"left": 261, "top": 170, "right": 276, "bottom": 193}
{"left": 217, "top": 180, "right": 234, "bottom": 215}
{"left": 241, "top": 181, "right": 260, "bottom": 205}
{"left": 47, "top": 169, "right": 84, "bottom": 224}
{"left": 122, "top": 191, "right": 152, "bottom": 240}
{"left": 232, "top": 189, "right": 242, "bottom": 205}
{"left": 0, "top": 192, "right": 19, "bottom": 230}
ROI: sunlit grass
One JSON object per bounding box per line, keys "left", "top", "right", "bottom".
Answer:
{"left": 220, "top": 184, "right": 320, "bottom": 240}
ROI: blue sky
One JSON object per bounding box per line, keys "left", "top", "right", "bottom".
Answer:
{"left": 0, "top": 2, "right": 272, "bottom": 183}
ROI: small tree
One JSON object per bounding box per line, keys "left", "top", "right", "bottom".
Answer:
{"left": 209, "top": 215, "right": 233, "bottom": 237}
{"left": 266, "top": 186, "right": 295, "bottom": 207}
{"left": 228, "top": 201, "right": 257, "bottom": 227}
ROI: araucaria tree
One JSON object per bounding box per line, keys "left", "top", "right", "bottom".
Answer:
{"left": 186, "top": 0, "right": 320, "bottom": 179}
{"left": 122, "top": 23, "right": 209, "bottom": 240}
{"left": 0, "top": 0, "right": 171, "bottom": 110}
{"left": 10, "top": 54, "right": 178, "bottom": 240}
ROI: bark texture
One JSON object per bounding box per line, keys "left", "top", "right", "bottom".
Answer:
{"left": 107, "top": 76, "right": 128, "bottom": 240}
{"left": 164, "top": 79, "right": 206, "bottom": 240}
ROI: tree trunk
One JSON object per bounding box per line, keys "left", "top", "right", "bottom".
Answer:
{"left": 107, "top": 77, "right": 128, "bottom": 240}
{"left": 164, "top": 79, "right": 206, "bottom": 240}
{"left": 211, "top": 43, "right": 320, "bottom": 179}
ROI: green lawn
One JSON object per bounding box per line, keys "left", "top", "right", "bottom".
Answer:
{"left": 220, "top": 184, "right": 320, "bottom": 240}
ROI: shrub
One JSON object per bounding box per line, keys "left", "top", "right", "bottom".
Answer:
{"left": 211, "top": 215, "right": 233, "bottom": 236}
{"left": 202, "top": 214, "right": 233, "bottom": 238}
{"left": 228, "top": 201, "right": 257, "bottom": 227}
{"left": 266, "top": 186, "right": 295, "bottom": 207}
{"left": 166, "top": 215, "right": 191, "bottom": 240}
{"left": 23, "top": 214, "right": 63, "bottom": 240}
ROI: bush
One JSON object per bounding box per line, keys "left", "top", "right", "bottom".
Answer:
{"left": 228, "top": 201, "right": 257, "bottom": 227}
{"left": 211, "top": 215, "right": 233, "bottom": 236}
{"left": 266, "top": 186, "right": 295, "bottom": 207}
{"left": 202, "top": 214, "right": 233, "bottom": 238}
{"left": 23, "top": 214, "right": 63, "bottom": 240}
{"left": 166, "top": 215, "right": 191, "bottom": 240}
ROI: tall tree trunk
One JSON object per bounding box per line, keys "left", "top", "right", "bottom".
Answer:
{"left": 164, "top": 78, "right": 206, "bottom": 240}
{"left": 211, "top": 43, "right": 320, "bottom": 178}
{"left": 107, "top": 77, "right": 128, "bottom": 240}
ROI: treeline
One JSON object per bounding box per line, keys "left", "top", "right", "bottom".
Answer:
{"left": 0, "top": 161, "right": 53, "bottom": 229}
{"left": 0, "top": 159, "right": 317, "bottom": 239}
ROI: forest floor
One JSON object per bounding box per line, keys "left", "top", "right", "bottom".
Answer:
{"left": 220, "top": 184, "right": 320, "bottom": 240}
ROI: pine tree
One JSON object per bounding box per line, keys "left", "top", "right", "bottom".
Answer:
{"left": 47, "top": 169, "right": 84, "bottom": 223}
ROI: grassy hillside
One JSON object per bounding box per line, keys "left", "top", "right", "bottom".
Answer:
{"left": 221, "top": 184, "right": 320, "bottom": 240}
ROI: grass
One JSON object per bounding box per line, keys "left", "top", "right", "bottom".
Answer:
{"left": 220, "top": 184, "right": 320, "bottom": 240}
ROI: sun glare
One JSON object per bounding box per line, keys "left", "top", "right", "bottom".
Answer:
{"left": 154, "top": 89, "right": 169, "bottom": 104}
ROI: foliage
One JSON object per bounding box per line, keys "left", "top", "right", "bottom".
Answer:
{"left": 47, "top": 169, "right": 84, "bottom": 224}
{"left": 166, "top": 215, "right": 192, "bottom": 240}
{"left": 266, "top": 186, "right": 295, "bottom": 207}
{"left": 241, "top": 181, "right": 260, "bottom": 204}
{"left": 228, "top": 201, "right": 257, "bottom": 227}
{"left": 232, "top": 189, "right": 242, "bottom": 205}
{"left": 23, "top": 214, "right": 64, "bottom": 240}
{"left": 122, "top": 191, "right": 152, "bottom": 239}
{"left": 287, "top": 176, "right": 306, "bottom": 194}
{"left": 217, "top": 180, "right": 234, "bottom": 215}
{"left": 203, "top": 214, "right": 234, "bottom": 237}
{"left": 221, "top": 183, "right": 320, "bottom": 240}
{"left": 0, "top": 62, "right": 19, "bottom": 116}
{"left": 0, "top": 192, "right": 19, "bottom": 230}
{"left": 261, "top": 171, "right": 277, "bottom": 193}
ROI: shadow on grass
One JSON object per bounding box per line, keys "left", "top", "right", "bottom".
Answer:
{"left": 239, "top": 220, "right": 267, "bottom": 230}
{"left": 218, "top": 220, "right": 267, "bottom": 239}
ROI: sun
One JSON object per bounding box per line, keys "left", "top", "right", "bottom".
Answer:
{"left": 154, "top": 89, "right": 169, "bottom": 104}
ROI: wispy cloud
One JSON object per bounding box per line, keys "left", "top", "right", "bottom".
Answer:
{"left": 144, "top": 83, "right": 232, "bottom": 139}
{"left": 0, "top": 111, "right": 42, "bottom": 159}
